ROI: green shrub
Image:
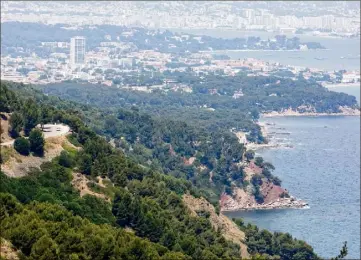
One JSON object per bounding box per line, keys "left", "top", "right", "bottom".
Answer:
{"left": 14, "top": 137, "right": 30, "bottom": 156}
{"left": 29, "top": 129, "right": 45, "bottom": 156}
{"left": 58, "top": 150, "right": 73, "bottom": 168}
{"left": 244, "top": 150, "right": 255, "bottom": 161}
{"left": 8, "top": 112, "right": 23, "bottom": 138}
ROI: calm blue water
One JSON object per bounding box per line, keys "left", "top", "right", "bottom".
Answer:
{"left": 171, "top": 28, "right": 360, "bottom": 71}
{"left": 225, "top": 115, "right": 360, "bottom": 258}
{"left": 173, "top": 28, "right": 361, "bottom": 258}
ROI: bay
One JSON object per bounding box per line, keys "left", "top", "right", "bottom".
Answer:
{"left": 170, "top": 27, "right": 361, "bottom": 258}
{"left": 170, "top": 28, "right": 360, "bottom": 71}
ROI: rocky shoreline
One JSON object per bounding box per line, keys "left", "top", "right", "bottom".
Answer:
{"left": 228, "top": 105, "right": 360, "bottom": 211}
{"left": 221, "top": 195, "right": 309, "bottom": 212}
{"left": 220, "top": 179, "right": 309, "bottom": 212}
{"left": 226, "top": 119, "right": 308, "bottom": 212}
{"left": 262, "top": 106, "right": 360, "bottom": 118}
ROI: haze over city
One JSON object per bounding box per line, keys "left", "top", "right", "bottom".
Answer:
{"left": 0, "top": 1, "right": 360, "bottom": 260}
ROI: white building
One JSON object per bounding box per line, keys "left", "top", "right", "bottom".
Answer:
{"left": 70, "top": 36, "right": 86, "bottom": 69}
{"left": 342, "top": 72, "right": 360, "bottom": 83}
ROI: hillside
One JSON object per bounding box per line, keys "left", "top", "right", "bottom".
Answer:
{"left": 40, "top": 72, "right": 360, "bottom": 123}
{"left": 3, "top": 81, "right": 275, "bottom": 204}
{"left": 0, "top": 80, "right": 326, "bottom": 259}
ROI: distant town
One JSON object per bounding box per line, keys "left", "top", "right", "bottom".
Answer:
{"left": 1, "top": 1, "right": 360, "bottom": 38}
{"left": 1, "top": 1, "right": 360, "bottom": 89}
{"left": 1, "top": 35, "right": 360, "bottom": 90}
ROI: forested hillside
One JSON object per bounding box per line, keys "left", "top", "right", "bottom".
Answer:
{"left": 3, "top": 81, "right": 271, "bottom": 202}
{"left": 40, "top": 72, "right": 359, "bottom": 133}
{"left": 0, "top": 81, "right": 331, "bottom": 259}
{"left": 42, "top": 72, "right": 359, "bottom": 112}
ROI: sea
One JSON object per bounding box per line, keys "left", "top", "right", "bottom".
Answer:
{"left": 226, "top": 113, "right": 360, "bottom": 259}
{"left": 170, "top": 28, "right": 361, "bottom": 258}
{"left": 170, "top": 28, "right": 360, "bottom": 71}
{"left": 226, "top": 85, "right": 361, "bottom": 259}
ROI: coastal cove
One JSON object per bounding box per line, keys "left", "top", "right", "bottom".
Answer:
{"left": 224, "top": 115, "right": 360, "bottom": 259}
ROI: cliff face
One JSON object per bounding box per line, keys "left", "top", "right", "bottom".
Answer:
{"left": 221, "top": 160, "right": 308, "bottom": 211}
{"left": 183, "top": 194, "right": 249, "bottom": 259}
{"left": 220, "top": 182, "right": 308, "bottom": 211}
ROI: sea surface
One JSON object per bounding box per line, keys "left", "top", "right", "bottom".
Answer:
{"left": 171, "top": 28, "right": 361, "bottom": 258}
{"left": 224, "top": 112, "right": 360, "bottom": 258}
{"left": 224, "top": 87, "right": 360, "bottom": 258}
{"left": 170, "top": 28, "right": 360, "bottom": 71}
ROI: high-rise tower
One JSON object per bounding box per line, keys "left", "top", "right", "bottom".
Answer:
{"left": 70, "top": 36, "right": 86, "bottom": 69}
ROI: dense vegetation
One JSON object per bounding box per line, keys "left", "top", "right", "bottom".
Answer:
{"left": 234, "top": 219, "right": 318, "bottom": 259}
{"left": 1, "top": 82, "right": 242, "bottom": 259}
{"left": 41, "top": 71, "right": 359, "bottom": 128}
{"left": 233, "top": 219, "right": 348, "bottom": 260}
{"left": 0, "top": 81, "right": 337, "bottom": 259}
{"left": 1, "top": 194, "right": 187, "bottom": 260}
{"left": 4, "top": 81, "right": 273, "bottom": 203}
{"left": 5, "top": 72, "right": 360, "bottom": 204}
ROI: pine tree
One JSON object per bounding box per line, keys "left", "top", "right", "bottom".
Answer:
{"left": 29, "top": 128, "right": 45, "bottom": 156}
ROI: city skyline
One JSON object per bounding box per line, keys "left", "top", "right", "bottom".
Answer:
{"left": 1, "top": 1, "right": 360, "bottom": 36}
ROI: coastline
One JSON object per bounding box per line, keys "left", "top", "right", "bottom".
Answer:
{"left": 245, "top": 121, "right": 293, "bottom": 151}
{"left": 262, "top": 112, "right": 360, "bottom": 118}
{"left": 200, "top": 48, "right": 329, "bottom": 53}
{"left": 167, "top": 27, "right": 360, "bottom": 40}
{"left": 323, "top": 82, "right": 361, "bottom": 88}
{"left": 228, "top": 121, "right": 307, "bottom": 212}
{"left": 261, "top": 107, "right": 361, "bottom": 118}
{"left": 242, "top": 108, "right": 359, "bottom": 210}
{"left": 231, "top": 109, "right": 360, "bottom": 257}
{"left": 221, "top": 197, "right": 309, "bottom": 212}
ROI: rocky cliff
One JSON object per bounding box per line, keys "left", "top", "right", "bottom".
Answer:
{"left": 220, "top": 182, "right": 307, "bottom": 211}
{"left": 220, "top": 160, "right": 308, "bottom": 211}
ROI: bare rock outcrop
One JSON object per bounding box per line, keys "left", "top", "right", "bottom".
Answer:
{"left": 183, "top": 156, "right": 196, "bottom": 166}
{"left": 260, "top": 181, "right": 288, "bottom": 204}
{"left": 71, "top": 172, "right": 110, "bottom": 202}
{"left": 244, "top": 161, "right": 262, "bottom": 181}
{"left": 1, "top": 135, "right": 76, "bottom": 178}
{"left": 0, "top": 238, "right": 20, "bottom": 260}
{"left": 220, "top": 184, "right": 308, "bottom": 211}
{"left": 183, "top": 194, "right": 249, "bottom": 259}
